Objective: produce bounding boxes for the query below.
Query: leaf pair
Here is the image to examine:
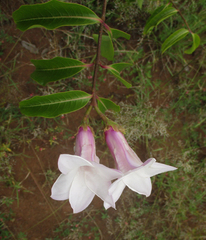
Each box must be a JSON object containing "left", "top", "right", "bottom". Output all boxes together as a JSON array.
[
  {"left": 20, "top": 91, "right": 120, "bottom": 118},
  {"left": 144, "top": 4, "right": 200, "bottom": 54},
  {"left": 31, "top": 58, "right": 132, "bottom": 88},
  {"left": 92, "top": 30, "right": 132, "bottom": 89},
  {"left": 161, "top": 29, "right": 200, "bottom": 54}
]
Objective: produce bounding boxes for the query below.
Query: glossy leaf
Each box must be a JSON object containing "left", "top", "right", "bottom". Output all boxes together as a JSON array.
[
  {"left": 111, "top": 28, "right": 131, "bottom": 40},
  {"left": 144, "top": 6, "right": 177, "bottom": 34},
  {"left": 20, "top": 90, "right": 92, "bottom": 118},
  {"left": 93, "top": 34, "right": 114, "bottom": 61},
  {"left": 97, "top": 97, "right": 120, "bottom": 114},
  {"left": 13, "top": 0, "right": 100, "bottom": 31},
  {"left": 161, "top": 28, "right": 189, "bottom": 53},
  {"left": 31, "top": 57, "right": 88, "bottom": 85},
  {"left": 107, "top": 63, "right": 132, "bottom": 88},
  {"left": 184, "top": 33, "right": 200, "bottom": 54}
]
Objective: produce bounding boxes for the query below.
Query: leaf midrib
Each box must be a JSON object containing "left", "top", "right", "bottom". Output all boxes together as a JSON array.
[
  {"left": 35, "top": 65, "right": 86, "bottom": 71},
  {"left": 17, "top": 16, "right": 100, "bottom": 23},
  {"left": 21, "top": 95, "right": 91, "bottom": 108}
]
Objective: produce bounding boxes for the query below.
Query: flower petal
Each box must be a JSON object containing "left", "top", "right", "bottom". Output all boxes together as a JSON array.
[
  {"left": 94, "top": 154, "right": 100, "bottom": 164},
  {"left": 69, "top": 168, "right": 95, "bottom": 213},
  {"left": 58, "top": 154, "right": 93, "bottom": 174},
  {"left": 92, "top": 162, "right": 122, "bottom": 180},
  {"left": 137, "top": 158, "right": 177, "bottom": 177},
  {"left": 104, "top": 179, "right": 126, "bottom": 209},
  {"left": 123, "top": 172, "right": 152, "bottom": 197},
  {"left": 51, "top": 169, "right": 77, "bottom": 200},
  {"left": 103, "top": 202, "right": 111, "bottom": 210},
  {"left": 146, "top": 160, "right": 177, "bottom": 177},
  {"left": 84, "top": 163, "right": 121, "bottom": 208}
]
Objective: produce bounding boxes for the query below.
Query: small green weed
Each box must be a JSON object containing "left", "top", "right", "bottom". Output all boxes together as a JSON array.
[
  {"left": 17, "top": 232, "right": 27, "bottom": 240},
  {"left": 0, "top": 197, "right": 14, "bottom": 239}
]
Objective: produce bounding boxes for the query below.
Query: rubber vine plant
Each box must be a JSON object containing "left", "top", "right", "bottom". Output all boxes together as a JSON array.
[{"left": 13, "top": 0, "right": 203, "bottom": 213}]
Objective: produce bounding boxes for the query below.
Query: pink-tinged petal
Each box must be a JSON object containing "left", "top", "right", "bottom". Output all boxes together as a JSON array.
[
  {"left": 58, "top": 154, "right": 93, "bottom": 174},
  {"left": 106, "top": 133, "right": 133, "bottom": 172},
  {"left": 75, "top": 126, "right": 97, "bottom": 162},
  {"left": 51, "top": 169, "right": 77, "bottom": 200},
  {"left": 124, "top": 146, "right": 143, "bottom": 167},
  {"left": 81, "top": 144, "right": 99, "bottom": 163},
  {"left": 115, "top": 131, "right": 142, "bottom": 167},
  {"left": 69, "top": 168, "right": 95, "bottom": 213},
  {"left": 105, "top": 127, "right": 142, "bottom": 173},
  {"left": 84, "top": 163, "right": 121, "bottom": 208},
  {"left": 123, "top": 172, "right": 152, "bottom": 197}
]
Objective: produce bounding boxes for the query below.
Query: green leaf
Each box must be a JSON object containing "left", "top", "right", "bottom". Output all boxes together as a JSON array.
[
  {"left": 137, "top": 0, "right": 144, "bottom": 10},
  {"left": 93, "top": 34, "right": 114, "bottom": 61},
  {"left": 147, "top": 5, "right": 167, "bottom": 23},
  {"left": 161, "top": 28, "right": 189, "bottom": 53},
  {"left": 20, "top": 90, "right": 92, "bottom": 118},
  {"left": 107, "top": 63, "right": 132, "bottom": 88},
  {"left": 97, "top": 97, "right": 120, "bottom": 114},
  {"left": 31, "top": 57, "right": 88, "bottom": 85},
  {"left": 144, "top": 6, "right": 178, "bottom": 34},
  {"left": 13, "top": 0, "right": 100, "bottom": 31},
  {"left": 110, "top": 63, "right": 133, "bottom": 72},
  {"left": 111, "top": 28, "right": 131, "bottom": 40},
  {"left": 184, "top": 33, "right": 200, "bottom": 54}
]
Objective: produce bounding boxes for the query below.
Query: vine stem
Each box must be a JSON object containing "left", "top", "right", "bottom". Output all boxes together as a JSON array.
[
  {"left": 170, "top": 0, "right": 192, "bottom": 33},
  {"left": 82, "top": 104, "right": 92, "bottom": 125},
  {"left": 92, "top": 0, "right": 107, "bottom": 106},
  {"left": 83, "top": 0, "right": 109, "bottom": 125}
]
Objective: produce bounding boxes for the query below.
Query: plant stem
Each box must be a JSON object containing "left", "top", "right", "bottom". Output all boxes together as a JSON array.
[
  {"left": 94, "top": 104, "right": 119, "bottom": 129},
  {"left": 83, "top": 104, "right": 92, "bottom": 125},
  {"left": 94, "top": 105, "right": 109, "bottom": 124},
  {"left": 82, "top": 0, "right": 108, "bottom": 125},
  {"left": 92, "top": 0, "right": 107, "bottom": 106},
  {"left": 170, "top": 0, "right": 192, "bottom": 33}
]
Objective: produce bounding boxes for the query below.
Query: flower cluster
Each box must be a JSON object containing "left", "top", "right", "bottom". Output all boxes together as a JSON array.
[{"left": 51, "top": 125, "right": 177, "bottom": 213}]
